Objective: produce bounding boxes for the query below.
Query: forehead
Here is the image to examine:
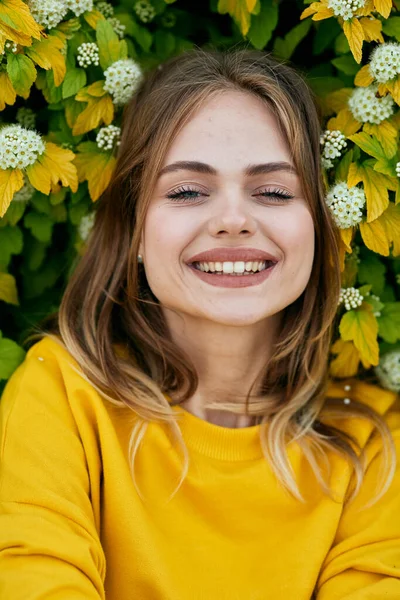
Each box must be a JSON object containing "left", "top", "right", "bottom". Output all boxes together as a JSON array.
[{"left": 162, "top": 90, "right": 291, "bottom": 169}]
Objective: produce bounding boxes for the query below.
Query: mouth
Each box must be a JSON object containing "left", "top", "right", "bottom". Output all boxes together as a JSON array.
[
  {"left": 189, "top": 259, "right": 276, "bottom": 275},
  {"left": 187, "top": 260, "right": 278, "bottom": 288}
]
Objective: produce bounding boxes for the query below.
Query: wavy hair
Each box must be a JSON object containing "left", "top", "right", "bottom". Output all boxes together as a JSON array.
[{"left": 27, "top": 47, "right": 396, "bottom": 509}]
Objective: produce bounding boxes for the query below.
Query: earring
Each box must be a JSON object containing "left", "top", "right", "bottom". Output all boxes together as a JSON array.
[{"left": 137, "top": 254, "right": 143, "bottom": 263}]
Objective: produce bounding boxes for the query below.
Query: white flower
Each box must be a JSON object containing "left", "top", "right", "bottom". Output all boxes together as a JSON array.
[
  {"left": 65, "top": 0, "right": 93, "bottom": 16},
  {"left": 78, "top": 212, "right": 95, "bottom": 241},
  {"left": 96, "top": 124, "right": 121, "bottom": 150},
  {"left": 325, "top": 181, "right": 365, "bottom": 229},
  {"left": 396, "top": 162, "right": 400, "bottom": 177},
  {"left": 104, "top": 59, "right": 143, "bottom": 105},
  {"left": 13, "top": 178, "right": 35, "bottom": 202},
  {"left": 338, "top": 287, "right": 364, "bottom": 311},
  {"left": 369, "top": 42, "right": 400, "bottom": 84},
  {"left": 28, "top": 0, "right": 68, "bottom": 29},
  {"left": 320, "top": 130, "right": 347, "bottom": 169},
  {"left": 327, "top": 0, "right": 365, "bottom": 20},
  {"left": 0, "top": 125, "right": 45, "bottom": 170},
  {"left": 375, "top": 351, "right": 400, "bottom": 392},
  {"left": 107, "top": 17, "right": 125, "bottom": 39},
  {"left": 4, "top": 40, "right": 18, "bottom": 53},
  {"left": 77, "top": 42, "right": 100, "bottom": 68},
  {"left": 96, "top": 0, "right": 113, "bottom": 17},
  {"left": 16, "top": 107, "right": 36, "bottom": 130},
  {"left": 133, "top": 0, "right": 156, "bottom": 23},
  {"left": 348, "top": 84, "right": 395, "bottom": 124}
]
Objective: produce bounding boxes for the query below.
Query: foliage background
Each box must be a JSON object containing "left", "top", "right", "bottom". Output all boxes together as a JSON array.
[{"left": 1, "top": 0, "right": 400, "bottom": 399}]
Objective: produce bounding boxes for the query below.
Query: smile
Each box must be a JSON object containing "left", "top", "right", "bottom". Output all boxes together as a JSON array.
[{"left": 187, "top": 261, "right": 277, "bottom": 288}]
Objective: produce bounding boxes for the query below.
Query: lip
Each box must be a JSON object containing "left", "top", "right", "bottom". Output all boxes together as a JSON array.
[
  {"left": 188, "top": 262, "right": 277, "bottom": 288},
  {"left": 186, "top": 247, "right": 279, "bottom": 264}
]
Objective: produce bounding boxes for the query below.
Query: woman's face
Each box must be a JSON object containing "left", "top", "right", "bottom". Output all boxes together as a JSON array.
[{"left": 139, "top": 90, "right": 315, "bottom": 327}]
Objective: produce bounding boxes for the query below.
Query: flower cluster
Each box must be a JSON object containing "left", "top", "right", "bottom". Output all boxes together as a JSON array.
[
  {"left": 96, "top": 124, "right": 121, "bottom": 150},
  {"left": 12, "top": 178, "right": 35, "bottom": 203},
  {"left": 78, "top": 212, "right": 96, "bottom": 241},
  {"left": 65, "top": 0, "right": 93, "bottom": 16},
  {"left": 28, "top": 0, "right": 68, "bottom": 29},
  {"left": 0, "top": 125, "right": 45, "bottom": 170},
  {"left": 375, "top": 351, "right": 400, "bottom": 392},
  {"left": 320, "top": 130, "right": 347, "bottom": 169},
  {"left": 96, "top": 0, "right": 114, "bottom": 16},
  {"left": 348, "top": 85, "right": 395, "bottom": 124},
  {"left": 327, "top": 0, "right": 365, "bottom": 20},
  {"left": 104, "top": 59, "right": 143, "bottom": 105},
  {"left": 325, "top": 181, "right": 366, "bottom": 229},
  {"left": 4, "top": 41, "right": 18, "bottom": 53},
  {"left": 77, "top": 42, "right": 100, "bottom": 68},
  {"left": 396, "top": 162, "right": 400, "bottom": 177},
  {"left": 134, "top": 0, "right": 156, "bottom": 23},
  {"left": 16, "top": 107, "right": 36, "bottom": 130},
  {"left": 338, "top": 287, "right": 364, "bottom": 311},
  {"left": 108, "top": 17, "right": 126, "bottom": 39},
  {"left": 369, "top": 43, "right": 400, "bottom": 84}
]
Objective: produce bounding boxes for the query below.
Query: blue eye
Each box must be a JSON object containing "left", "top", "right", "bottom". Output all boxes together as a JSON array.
[{"left": 166, "top": 186, "right": 205, "bottom": 202}]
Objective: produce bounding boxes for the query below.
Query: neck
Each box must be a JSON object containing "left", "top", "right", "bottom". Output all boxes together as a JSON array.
[{"left": 164, "top": 312, "right": 282, "bottom": 428}]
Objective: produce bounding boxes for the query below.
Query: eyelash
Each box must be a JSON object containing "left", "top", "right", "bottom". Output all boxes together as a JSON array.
[{"left": 166, "top": 186, "right": 294, "bottom": 203}]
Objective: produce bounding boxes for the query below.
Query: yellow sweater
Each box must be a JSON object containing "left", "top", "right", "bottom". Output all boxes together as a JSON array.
[{"left": 1, "top": 336, "right": 400, "bottom": 599}]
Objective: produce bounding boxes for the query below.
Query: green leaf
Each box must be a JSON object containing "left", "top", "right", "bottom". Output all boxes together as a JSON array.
[
  {"left": 273, "top": 19, "right": 312, "bottom": 60},
  {"left": 377, "top": 303, "right": 400, "bottom": 343},
  {"left": 154, "top": 30, "right": 176, "bottom": 57},
  {"left": 23, "top": 235, "right": 47, "bottom": 271},
  {"left": 357, "top": 253, "right": 386, "bottom": 295},
  {"left": 7, "top": 53, "right": 37, "bottom": 97},
  {"left": 62, "top": 67, "right": 87, "bottom": 99},
  {"left": 348, "top": 132, "right": 386, "bottom": 160},
  {"left": 0, "top": 333, "right": 25, "bottom": 380},
  {"left": 2, "top": 200, "right": 26, "bottom": 226},
  {"left": 313, "top": 19, "right": 341, "bottom": 55},
  {"left": 247, "top": 0, "right": 278, "bottom": 50},
  {"left": 382, "top": 16, "right": 400, "bottom": 41},
  {"left": 339, "top": 307, "right": 379, "bottom": 365},
  {"left": 96, "top": 19, "right": 127, "bottom": 70},
  {"left": 0, "top": 225, "right": 23, "bottom": 268},
  {"left": 331, "top": 53, "right": 359, "bottom": 75},
  {"left": 24, "top": 212, "right": 54, "bottom": 242}
]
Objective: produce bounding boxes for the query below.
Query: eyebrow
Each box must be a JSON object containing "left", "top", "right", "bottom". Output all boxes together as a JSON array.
[{"left": 158, "top": 160, "right": 297, "bottom": 178}]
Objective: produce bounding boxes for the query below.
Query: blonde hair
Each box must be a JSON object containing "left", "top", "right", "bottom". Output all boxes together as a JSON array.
[{"left": 27, "top": 47, "right": 396, "bottom": 508}]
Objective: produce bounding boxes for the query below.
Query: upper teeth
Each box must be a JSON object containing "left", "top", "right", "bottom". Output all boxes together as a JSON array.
[{"left": 194, "top": 261, "right": 269, "bottom": 273}]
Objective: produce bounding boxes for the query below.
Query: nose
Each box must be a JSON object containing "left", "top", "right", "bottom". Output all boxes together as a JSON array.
[{"left": 208, "top": 193, "right": 257, "bottom": 237}]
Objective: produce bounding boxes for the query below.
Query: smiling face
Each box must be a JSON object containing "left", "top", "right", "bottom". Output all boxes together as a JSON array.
[{"left": 138, "top": 90, "right": 315, "bottom": 328}]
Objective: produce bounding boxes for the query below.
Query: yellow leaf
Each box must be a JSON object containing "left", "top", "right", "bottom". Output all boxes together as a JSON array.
[
  {"left": 376, "top": 202, "right": 400, "bottom": 256},
  {"left": 0, "top": 168, "right": 23, "bottom": 217},
  {"left": 0, "top": 70, "right": 16, "bottom": 110},
  {"left": 359, "top": 218, "right": 389, "bottom": 255},
  {"left": 25, "top": 34, "right": 66, "bottom": 87},
  {"left": 0, "top": 0, "right": 42, "bottom": 41},
  {"left": 87, "top": 80, "right": 107, "bottom": 97},
  {"left": 325, "top": 88, "right": 353, "bottom": 113},
  {"left": 385, "top": 77, "right": 400, "bottom": 106},
  {"left": 0, "top": 272, "right": 18, "bottom": 305},
  {"left": 300, "top": 3, "right": 321, "bottom": 19},
  {"left": 350, "top": 163, "right": 392, "bottom": 222},
  {"left": 327, "top": 107, "right": 361, "bottom": 136},
  {"left": 74, "top": 145, "right": 116, "bottom": 201},
  {"left": 26, "top": 142, "right": 78, "bottom": 195},
  {"left": 340, "top": 227, "right": 354, "bottom": 252},
  {"left": 347, "top": 162, "right": 363, "bottom": 187},
  {"left": 354, "top": 64, "right": 374, "bottom": 87},
  {"left": 339, "top": 304, "right": 379, "bottom": 366},
  {"left": 72, "top": 94, "right": 114, "bottom": 135},
  {"left": 329, "top": 338, "right": 360, "bottom": 378},
  {"left": 217, "top": 0, "right": 258, "bottom": 35},
  {"left": 83, "top": 9, "right": 105, "bottom": 29},
  {"left": 343, "top": 18, "right": 364, "bottom": 64},
  {"left": 312, "top": 5, "right": 335, "bottom": 20},
  {"left": 359, "top": 16, "right": 384, "bottom": 42},
  {"left": 356, "top": 0, "right": 374, "bottom": 15},
  {"left": 373, "top": 0, "right": 392, "bottom": 18},
  {"left": 0, "top": 22, "right": 31, "bottom": 46},
  {"left": 363, "top": 121, "right": 398, "bottom": 159}
]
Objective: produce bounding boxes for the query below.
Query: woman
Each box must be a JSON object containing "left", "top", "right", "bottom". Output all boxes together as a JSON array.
[{"left": 0, "top": 48, "right": 399, "bottom": 599}]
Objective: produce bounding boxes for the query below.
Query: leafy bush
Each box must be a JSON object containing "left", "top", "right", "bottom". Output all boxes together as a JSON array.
[{"left": 1, "top": 0, "right": 400, "bottom": 398}]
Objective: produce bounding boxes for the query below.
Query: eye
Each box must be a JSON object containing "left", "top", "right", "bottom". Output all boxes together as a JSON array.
[
  {"left": 254, "top": 188, "right": 294, "bottom": 202},
  {"left": 166, "top": 186, "right": 207, "bottom": 202}
]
